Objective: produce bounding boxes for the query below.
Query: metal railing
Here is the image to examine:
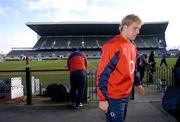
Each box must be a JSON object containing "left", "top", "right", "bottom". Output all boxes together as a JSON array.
[
  {"left": 0, "top": 66, "right": 175, "bottom": 104},
  {"left": 144, "top": 67, "right": 174, "bottom": 92}
]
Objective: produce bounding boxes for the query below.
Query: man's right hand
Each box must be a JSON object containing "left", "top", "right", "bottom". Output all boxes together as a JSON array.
[{"left": 99, "top": 101, "right": 109, "bottom": 112}]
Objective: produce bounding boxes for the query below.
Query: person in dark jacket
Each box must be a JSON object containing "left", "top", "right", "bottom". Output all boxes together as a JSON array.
[
  {"left": 160, "top": 51, "right": 168, "bottom": 67},
  {"left": 137, "top": 53, "right": 148, "bottom": 84},
  {"left": 67, "top": 48, "right": 88, "bottom": 108},
  {"left": 174, "top": 55, "right": 180, "bottom": 87},
  {"left": 175, "top": 55, "right": 180, "bottom": 68},
  {"left": 148, "top": 51, "right": 156, "bottom": 83}
]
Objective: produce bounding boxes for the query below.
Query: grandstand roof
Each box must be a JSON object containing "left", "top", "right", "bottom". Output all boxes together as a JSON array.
[{"left": 26, "top": 21, "right": 168, "bottom": 36}]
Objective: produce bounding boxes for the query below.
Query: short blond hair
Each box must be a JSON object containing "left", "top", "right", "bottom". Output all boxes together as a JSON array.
[{"left": 119, "top": 14, "right": 142, "bottom": 32}]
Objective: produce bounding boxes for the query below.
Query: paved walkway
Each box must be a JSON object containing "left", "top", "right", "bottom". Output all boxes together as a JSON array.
[
  {"left": 0, "top": 101, "right": 176, "bottom": 122},
  {"left": 0, "top": 86, "right": 177, "bottom": 122}
]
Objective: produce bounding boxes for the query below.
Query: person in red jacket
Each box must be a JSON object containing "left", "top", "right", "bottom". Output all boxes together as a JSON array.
[
  {"left": 96, "top": 14, "right": 145, "bottom": 122},
  {"left": 67, "top": 48, "right": 87, "bottom": 109}
]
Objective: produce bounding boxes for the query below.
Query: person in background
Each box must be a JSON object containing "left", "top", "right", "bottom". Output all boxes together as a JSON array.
[
  {"left": 174, "top": 55, "right": 180, "bottom": 87},
  {"left": 175, "top": 55, "right": 180, "bottom": 68},
  {"left": 67, "top": 48, "right": 88, "bottom": 109},
  {"left": 137, "top": 53, "right": 149, "bottom": 85},
  {"left": 160, "top": 51, "right": 168, "bottom": 67},
  {"left": 22, "top": 55, "right": 29, "bottom": 65},
  {"left": 148, "top": 51, "right": 156, "bottom": 83},
  {"left": 96, "top": 14, "right": 145, "bottom": 122},
  {"left": 25, "top": 55, "right": 29, "bottom": 65}
]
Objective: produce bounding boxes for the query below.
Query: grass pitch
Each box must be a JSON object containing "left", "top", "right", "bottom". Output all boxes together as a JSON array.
[{"left": 0, "top": 58, "right": 177, "bottom": 87}]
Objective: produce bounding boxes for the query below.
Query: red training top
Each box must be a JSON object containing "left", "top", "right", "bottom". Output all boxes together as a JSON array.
[
  {"left": 96, "top": 35, "right": 137, "bottom": 101},
  {"left": 67, "top": 51, "right": 87, "bottom": 73}
]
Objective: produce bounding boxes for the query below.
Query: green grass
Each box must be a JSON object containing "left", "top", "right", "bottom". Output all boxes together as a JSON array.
[
  {"left": 0, "top": 58, "right": 177, "bottom": 87},
  {"left": 155, "top": 57, "right": 176, "bottom": 67},
  {"left": 0, "top": 60, "right": 67, "bottom": 70},
  {"left": 0, "top": 58, "right": 176, "bottom": 70},
  {"left": 0, "top": 59, "right": 99, "bottom": 87},
  {"left": 0, "top": 59, "right": 99, "bottom": 70}
]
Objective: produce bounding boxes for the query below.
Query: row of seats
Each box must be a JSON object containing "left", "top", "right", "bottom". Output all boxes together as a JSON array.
[
  {"left": 6, "top": 48, "right": 164, "bottom": 60},
  {"left": 33, "top": 35, "right": 166, "bottom": 49},
  {"left": 5, "top": 50, "right": 101, "bottom": 60},
  {"left": 33, "top": 36, "right": 113, "bottom": 49},
  {"left": 6, "top": 35, "right": 166, "bottom": 60}
]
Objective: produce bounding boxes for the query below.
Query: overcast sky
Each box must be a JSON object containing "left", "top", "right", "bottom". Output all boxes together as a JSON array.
[{"left": 0, "top": 0, "right": 180, "bottom": 54}]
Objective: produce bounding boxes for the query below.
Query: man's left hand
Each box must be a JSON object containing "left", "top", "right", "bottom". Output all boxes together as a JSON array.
[{"left": 136, "top": 85, "right": 145, "bottom": 96}]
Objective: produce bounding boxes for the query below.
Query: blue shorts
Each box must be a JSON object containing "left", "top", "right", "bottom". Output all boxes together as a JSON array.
[{"left": 105, "top": 98, "right": 128, "bottom": 122}]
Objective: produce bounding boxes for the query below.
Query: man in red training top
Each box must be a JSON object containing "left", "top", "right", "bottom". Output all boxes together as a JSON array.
[
  {"left": 96, "top": 14, "right": 145, "bottom": 122},
  {"left": 67, "top": 48, "right": 87, "bottom": 109}
]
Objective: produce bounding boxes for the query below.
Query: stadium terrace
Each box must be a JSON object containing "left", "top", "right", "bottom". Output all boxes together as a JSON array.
[{"left": 5, "top": 21, "right": 168, "bottom": 60}]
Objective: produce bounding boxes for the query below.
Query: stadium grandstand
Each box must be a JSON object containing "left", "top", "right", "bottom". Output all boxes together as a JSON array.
[{"left": 5, "top": 21, "right": 168, "bottom": 60}]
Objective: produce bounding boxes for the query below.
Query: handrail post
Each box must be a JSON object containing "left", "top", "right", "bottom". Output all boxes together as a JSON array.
[
  {"left": 82, "top": 72, "right": 88, "bottom": 103},
  {"left": 26, "top": 67, "right": 32, "bottom": 105}
]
